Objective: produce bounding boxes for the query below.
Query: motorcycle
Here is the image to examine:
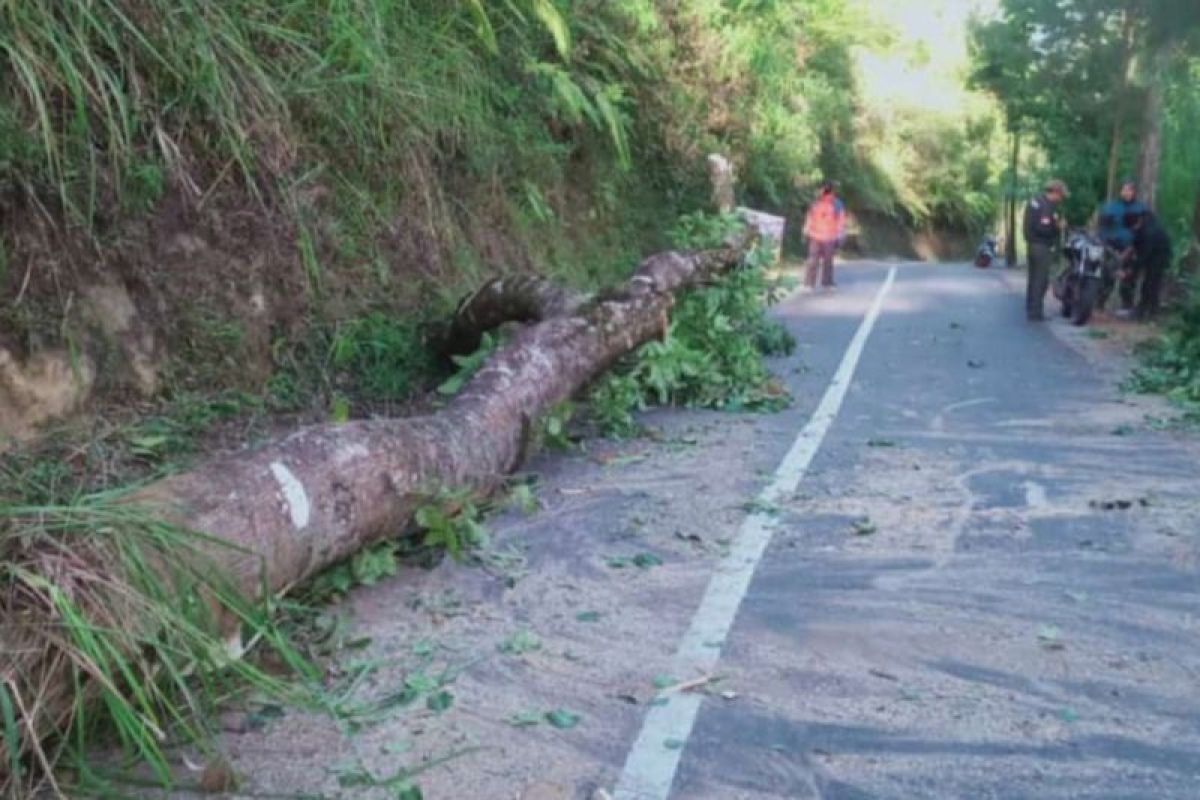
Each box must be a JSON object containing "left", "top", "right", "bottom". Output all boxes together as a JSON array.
[
  {"left": 974, "top": 234, "right": 999, "bottom": 269},
  {"left": 1053, "top": 229, "right": 1110, "bottom": 326}
]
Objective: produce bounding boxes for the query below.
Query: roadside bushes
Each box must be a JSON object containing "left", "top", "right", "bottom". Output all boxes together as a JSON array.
[
  {"left": 1127, "top": 283, "right": 1200, "bottom": 419},
  {"left": 590, "top": 215, "right": 795, "bottom": 437}
]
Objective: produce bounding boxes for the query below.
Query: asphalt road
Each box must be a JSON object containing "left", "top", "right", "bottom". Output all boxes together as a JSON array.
[
  {"left": 207, "top": 262, "right": 1200, "bottom": 800},
  {"left": 664, "top": 262, "right": 1200, "bottom": 800}
]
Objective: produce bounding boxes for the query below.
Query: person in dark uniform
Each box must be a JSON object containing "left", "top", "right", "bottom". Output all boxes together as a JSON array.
[
  {"left": 1023, "top": 179, "right": 1068, "bottom": 320},
  {"left": 1127, "top": 210, "right": 1173, "bottom": 321}
]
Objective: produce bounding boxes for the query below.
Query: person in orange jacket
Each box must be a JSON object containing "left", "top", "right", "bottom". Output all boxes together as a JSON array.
[{"left": 803, "top": 180, "right": 847, "bottom": 290}]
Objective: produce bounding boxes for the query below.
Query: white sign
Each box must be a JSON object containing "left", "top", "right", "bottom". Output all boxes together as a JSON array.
[{"left": 738, "top": 207, "right": 787, "bottom": 263}]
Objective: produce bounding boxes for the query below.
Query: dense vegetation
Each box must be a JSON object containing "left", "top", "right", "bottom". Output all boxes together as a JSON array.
[
  {"left": 1, "top": 0, "right": 1198, "bottom": 793},
  {"left": 0, "top": 2, "right": 1003, "bottom": 417},
  {"left": 970, "top": 0, "right": 1200, "bottom": 248},
  {"left": 970, "top": 0, "right": 1200, "bottom": 411}
]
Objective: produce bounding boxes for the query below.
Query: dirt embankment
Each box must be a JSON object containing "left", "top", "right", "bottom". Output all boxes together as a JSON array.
[
  {"left": 0, "top": 161, "right": 615, "bottom": 446},
  {"left": 1, "top": 187, "right": 299, "bottom": 442}
]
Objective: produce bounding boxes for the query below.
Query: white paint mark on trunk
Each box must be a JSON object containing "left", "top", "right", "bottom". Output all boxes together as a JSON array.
[
  {"left": 270, "top": 461, "right": 310, "bottom": 530},
  {"left": 613, "top": 268, "right": 898, "bottom": 800}
]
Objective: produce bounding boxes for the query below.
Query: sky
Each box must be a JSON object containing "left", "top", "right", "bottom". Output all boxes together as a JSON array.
[{"left": 856, "top": 0, "right": 1001, "bottom": 114}]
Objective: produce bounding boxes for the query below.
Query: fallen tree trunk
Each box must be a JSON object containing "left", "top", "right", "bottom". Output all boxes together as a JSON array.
[
  {"left": 1, "top": 237, "right": 753, "bottom": 790},
  {"left": 138, "top": 245, "right": 747, "bottom": 601},
  {"left": 443, "top": 274, "right": 589, "bottom": 355}
]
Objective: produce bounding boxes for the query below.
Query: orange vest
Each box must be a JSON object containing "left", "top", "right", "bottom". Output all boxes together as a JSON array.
[{"left": 804, "top": 195, "right": 846, "bottom": 243}]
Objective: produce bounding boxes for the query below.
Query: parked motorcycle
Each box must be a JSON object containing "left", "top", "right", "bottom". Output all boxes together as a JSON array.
[
  {"left": 974, "top": 234, "right": 999, "bottom": 268},
  {"left": 1053, "top": 229, "right": 1110, "bottom": 326}
]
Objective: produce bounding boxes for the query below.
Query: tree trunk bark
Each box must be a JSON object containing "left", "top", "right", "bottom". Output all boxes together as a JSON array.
[
  {"left": 1006, "top": 130, "right": 1020, "bottom": 267},
  {"left": 1, "top": 239, "right": 754, "bottom": 787},
  {"left": 1106, "top": 115, "right": 1125, "bottom": 201},
  {"left": 443, "top": 275, "right": 588, "bottom": 356},
  {"left": 1106, "top": 6, "right": 1137, "bottom": 199},
  {"left": 145, "top": 245, "right": 748, "bottom": 600},
  {"left": 1137, "top": 41, "right": 1173, "bottom": 210}
]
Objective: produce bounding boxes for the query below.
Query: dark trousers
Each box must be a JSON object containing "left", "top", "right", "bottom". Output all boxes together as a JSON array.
[
  {"left": 805, "top": 240, "right": 837, "bottom": 287},
  {"left": 1137, "top": 256, "right": 1168, "bottom": 320},
  {"left": 1026, "top": 242, "right": 1054, "bottom": 318},
  {"left": 1118, "top": 266, "right": 1138, "bottom": 310}
]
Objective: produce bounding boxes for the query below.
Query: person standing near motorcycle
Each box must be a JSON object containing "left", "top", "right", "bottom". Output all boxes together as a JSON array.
[
  {"left": 1023, "top": 179, "right": 1069, "bottom": 320},
  {"left": 803, "top": 180, "right": 847, "bottom": 291},
  {"left": 1127, "top": 209, "right": 1173, "bottom": 321},
  {"left": 1098, "top": 180, "right": 1147, "bottom": 314}
]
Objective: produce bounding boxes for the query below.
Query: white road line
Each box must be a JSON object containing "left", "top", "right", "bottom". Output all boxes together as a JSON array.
[{"left": 612, "top": 267, "right": 898, "bottom": 800}]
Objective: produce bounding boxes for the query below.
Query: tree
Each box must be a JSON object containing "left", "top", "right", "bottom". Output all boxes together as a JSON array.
[
  {"left": 972, "top": 0, "right": 1200, "bottom": 217},
  {"left": 1, "top": 234, "right": 755, "bottom": 792},
  {"left": 1135, "top": 0, "right": 1200, "bottom": 208}
]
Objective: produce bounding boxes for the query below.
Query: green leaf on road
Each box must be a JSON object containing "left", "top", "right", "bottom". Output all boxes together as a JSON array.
[
  {"left": 851, "top": 518, "right": 877, "bottom": 536},
  {"left": 545, "top": 709, "right": 582, "bottom": 729},
  {"left": 498, "top": 628, "right": 542, "bottom": 656},
  {"left": 652, "top": 675, "right": 676, "bottom": 690},
  {"left": 510, "top": 710, "right": 542, "bottom": 728},
  {"left": 575, "top": 611, "right": 602, "bottom": 623},
  {"left": 632, "top": 552, "right": 663, "bottom": 569},
  {"left": 426, "top": 690, "right": 454, "bottom": 713}
]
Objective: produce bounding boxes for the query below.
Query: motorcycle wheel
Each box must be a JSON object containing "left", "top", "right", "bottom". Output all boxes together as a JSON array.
[
  {"left": 1058, "top": 276, "right": 1074, "bottom": 317},
  {"left": 1072, "top": 276, "right": 1100, "bottom": 326}
]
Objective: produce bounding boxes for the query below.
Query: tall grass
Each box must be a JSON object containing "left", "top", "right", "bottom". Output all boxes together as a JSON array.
[
  {"left": 0, "top": 1, "right": 631, "bottom": 220},
  {"left": 0, "top": 492, "right": 316, "bottom": 796}
]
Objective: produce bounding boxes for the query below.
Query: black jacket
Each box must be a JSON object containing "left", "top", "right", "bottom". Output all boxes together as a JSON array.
[
  {"left": 1023, "top": 194, "right": 1060, "bottom": 246},
  {"left": 1133, "top": 213, "right": 1172, "bottom": 265}
]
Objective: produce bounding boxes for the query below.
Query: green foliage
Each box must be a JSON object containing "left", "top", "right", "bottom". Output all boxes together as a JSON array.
[
  {"left": 1160, "top": 57, "right": 1200, "bottom": 250},
  {"left": 670, "top": 212, "right": 745, "bottom": 250},
  {"left": 971, "top": 1, "right": 1200, "bottom": 225},
  {"left": 0, "top": 496, "right": 315, "bottom": 794},
  {"left": 590, "top": 223, "right": 794, "bottom": 437},
  {"left": 330, "top": 313, "right": 432, "bottom": 402},
  {"left": 414, "top": 492, "right": 489, "bottom": 562},
  {"left": 1125, "top": 283, "right": 1200, "bottom": 418},
  {"left": 591, "top": 373, "right": 645, "bottom": 439},
  {"left": 538, "top": 402, "right": 578, "bottom": 452},
  {"left": 972, "top": 1, "right": 1200, "bottom": 383},
  {"left": 308, "top": 541, "right": 402, "bottom": 600},
  {"left": 437, "top": 333, "right": 499, "bottom": 397}
]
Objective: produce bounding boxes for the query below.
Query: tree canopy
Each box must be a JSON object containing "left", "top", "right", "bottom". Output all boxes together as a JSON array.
[{"left": 970, "top": 0, "right": 1200, "bottom": 237}]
